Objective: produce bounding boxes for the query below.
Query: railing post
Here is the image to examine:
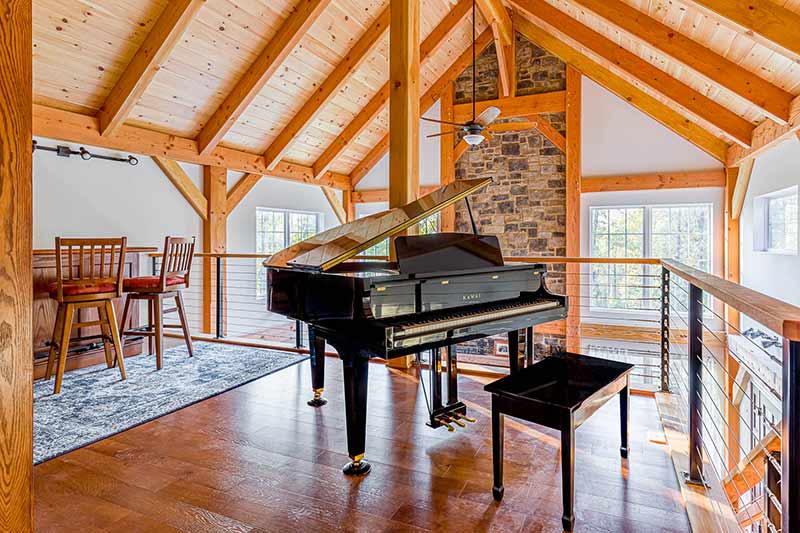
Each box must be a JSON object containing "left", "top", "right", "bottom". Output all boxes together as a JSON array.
[
  {"left": 686, "top": 282, "right": 704, "bottom": 486},
  {"left": 296, "top": 320, "right": 303, "bottom": 349},
  {"left": 215, "top": 256, "right": 223, "bottom": 339},
  {"left": 783, "top": 338, "right": 800, "bottom": 533},
  {"left": 660, "top": 267, "right": 670, "bottom": 392}
]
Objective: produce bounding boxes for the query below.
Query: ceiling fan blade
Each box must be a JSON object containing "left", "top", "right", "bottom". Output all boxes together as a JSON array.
[
  {"left": 474, "top": 106, "right": 501, "bottom": 127},
  {"left": 421, "top": 116, "right": 467, "bottom": 127},
  {"left": 426, "top": 130, "right": 457, "bottom": 139}
]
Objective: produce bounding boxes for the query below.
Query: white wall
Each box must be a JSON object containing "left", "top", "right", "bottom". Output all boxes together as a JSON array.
[
  {"left": 581, "top": 78, "right": 723, "bottom": 177},
  {"left": 355, "top": 100, "right": 442, "bottom": 190},
  {"left": 740, "top": 137, "right": 800, "bottom": 308}
]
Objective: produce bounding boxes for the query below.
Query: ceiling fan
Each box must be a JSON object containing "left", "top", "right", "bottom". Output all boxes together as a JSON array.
[{"left": 421, "top": 0, "right": 500, "bottom": 147}]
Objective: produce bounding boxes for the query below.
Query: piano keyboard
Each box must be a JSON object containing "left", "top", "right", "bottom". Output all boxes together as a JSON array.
[{"left": 389, "top": 298, "right": 560, "bottom": 341}]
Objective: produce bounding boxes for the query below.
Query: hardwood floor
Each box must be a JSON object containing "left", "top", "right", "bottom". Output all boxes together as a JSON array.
[{"left": 34, "top": 359, "right": 690, "bottom": 532}]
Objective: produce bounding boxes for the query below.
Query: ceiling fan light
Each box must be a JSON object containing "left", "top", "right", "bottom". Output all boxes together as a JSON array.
[{"left": 463, "top": 133, "right": 484, "bottom": 146}]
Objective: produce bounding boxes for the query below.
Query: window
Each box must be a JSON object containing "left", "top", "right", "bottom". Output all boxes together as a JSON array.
[
  {"left": 589, "top": 204, "right": 712, "bottom": 312},
  {"left": 754, "top": 186, "right": 799, "bottom": 254},
  {"left": 256, "top": 208, "right": 320, "bottom": 296}
]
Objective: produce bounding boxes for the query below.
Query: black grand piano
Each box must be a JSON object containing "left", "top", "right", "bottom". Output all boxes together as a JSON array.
[{"left": 265, "top": 178, "right": 567, "bottom": 475}]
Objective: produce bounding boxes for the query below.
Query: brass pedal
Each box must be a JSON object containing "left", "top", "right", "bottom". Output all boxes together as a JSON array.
[
  {"left": 454, "top": 412, "right": 476, "bottom": 424},
  {"left": 435, "top": 416, "right": 456, "bottom": 432},
  {"left": 447, "top": 415, "right": 466, "bottom": 428}
]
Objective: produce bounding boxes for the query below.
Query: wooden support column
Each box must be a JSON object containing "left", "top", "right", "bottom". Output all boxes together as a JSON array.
[
  {"left": 440, "top": 82, "right": 456, "bottom": 232},
  {"left": 388, "top": 0, "right": 420, "bottom": 369},
  {"left": 342, "top": 190, "right": 355, "bottom": 223},
  {"left": 565, "top": 66, "right": 581, "bottom": 353},
  {"left": 202, "top": 166, "right": 227, "bottom": 335},
  {"left": 0, "top": 1, "right": 33, "bottom": 529},
  {"left": 724, "top": 166, "right": 741, "bottom": 470}
]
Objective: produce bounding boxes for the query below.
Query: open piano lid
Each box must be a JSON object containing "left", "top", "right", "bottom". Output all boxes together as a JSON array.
[{"left": 265, "top": 177, "right": 492, "bottom": 272}]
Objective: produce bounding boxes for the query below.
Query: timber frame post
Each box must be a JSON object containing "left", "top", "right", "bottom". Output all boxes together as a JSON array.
[
  {"left": 203, "top": 166, "right": 228, "bottom": 336},
  {"left": 440, "top": 81, "right": 456, "bottom": 232},
  {"left": 0, "top": 0, "right": 33, "bottom": 529},
  {"left": 565, "top": 66, "right": 581, "bottom": 352}
]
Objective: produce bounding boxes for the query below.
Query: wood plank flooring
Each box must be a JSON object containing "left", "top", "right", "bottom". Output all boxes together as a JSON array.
[{"left": 34, "top": 359, "right": 691, "bottom": 532}]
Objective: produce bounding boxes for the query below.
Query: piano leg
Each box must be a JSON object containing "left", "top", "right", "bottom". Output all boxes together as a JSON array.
[
  {"left": 430, "top": 349, "right": 442, "bottom": 412},
  {"left": 445, "top": 345, "right": 458, "bottom": 405},
  {"left": 508, "top": 330, "right": 520, "bottom": 374},
  {"left": 525, "top": 326, "right": 534, "bottom": 366},
  {"left": 307, "top": 327, "right": 327, "bottom": 407},
  {"left": 341, "top": 355, "right": 371, "bottom": 476}
]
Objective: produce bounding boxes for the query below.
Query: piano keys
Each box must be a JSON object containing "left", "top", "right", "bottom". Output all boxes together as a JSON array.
[{"left": 265, "top": 178, "right": 567, "bottom": 475}]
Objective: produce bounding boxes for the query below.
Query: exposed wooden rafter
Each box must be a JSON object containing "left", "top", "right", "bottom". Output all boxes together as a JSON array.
[
  {"left": 226, "top": 173, "right": 263, "bottom": 213},
  {"left": 313, "top": 0, "right": 473, "bottom": 181},
  {"left": 351, "top": 27, "right": 495, "bottom": 187},
  {"left": 731, "top": 158, "right": 755, "bottom": 220},
  {"left": 581, "top": 170, "right": 726, "bottom": 193},
  {"left": 565, "top": 0, "right": 794, "bottom": 124},
  {"left": 34, "top": 105, "right": 352, "bottom": 190},
  {"left": 453, "top": 91, "right": 565, "bottom": 122},
  {"left": 476, "top": 0, "right": 515, "bottom": 97},
  {"left": 98, "top": 0, "right": 205, "bottom": 137},
  {"left": 513, "top": 0, "right": 754, "bottom": 147},
  {"left": 352, "top": 185, "right": 438, "bottom": 203},
  {"left": 195, "top": 0, "right": 332, "bottom": 156},
  {"left": 321, "top": 186, "right": 347, "bottom": 224},
  {"left": 152, "top": 156, "right": 208, "bottom": 220},
  {"left": 262, "top": 7, "right": 390, "bottom": 171},
  {"left": 727, "top": 97, "right": 800, "bottom": 167},
  {"left": 686, "top": 0, "right": 800, "bottom": 61},
  {"left": 514, "top": 13, "right": 728, "bottom": 162}
]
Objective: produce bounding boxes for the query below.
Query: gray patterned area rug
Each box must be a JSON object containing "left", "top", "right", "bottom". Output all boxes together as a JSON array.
[{"left": 33, "top": 342, "right": 305, "bottom": 464}]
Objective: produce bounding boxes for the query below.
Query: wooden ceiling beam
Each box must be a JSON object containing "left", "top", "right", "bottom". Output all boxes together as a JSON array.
[
  {"left": 195, "top": 0, "right": 332, "bottom": 156},
  {"left": 352, "top": 185, "right": 438, "bottom": 203},
  {"left": 566, "top": 0, "right": 794, "bottom": 124},
  {"left": 685, "top": 0, "right": 800, "bottom": 61},
  {"left": 476, "top": 0, "right": 515, "bottom": 97},
  {"left": 726, "top": 97, "right": 800, "bottom": 167},
  {"left": 321, "top": 186, "right": 346, "bottom": 224},
  {"left": 262, "top": 7, "right": 390, "bottom": 171},
  {"left": 513, "top": 0, "right": 754, "bottom": 147},
  {"left": 97, "top": 0, "right": 204, "bottom": 137},
  {"left": 152, "top": 157, "right": 208, "bottom": 219},
  {"left": 312, "top": 0, "right": 473, "bottom": 181},
  {"left": 351, "top": 27, "right": 496, "bottom": 187},
  {"left": 731, "top": 158, "right": 755, "bottom": 220},
  {"left": 34, "top": 104, "right": 351, "bottom": 190},
  {"left": 453, "top": 91, "right": 565, "bottom": 122},
  {"left": 514, "top": 13, "right": 728, "bottom": 162},
  {"left": 226, "top": 173, "right": 263, "bottom": 213},
  {"left": 581, "top": 170, "right": 726, "bottom": 193}
]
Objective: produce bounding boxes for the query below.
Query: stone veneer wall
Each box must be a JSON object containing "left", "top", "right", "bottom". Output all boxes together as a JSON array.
[{"left": 454, "top": 34, "right": 568, "bottom": 358}]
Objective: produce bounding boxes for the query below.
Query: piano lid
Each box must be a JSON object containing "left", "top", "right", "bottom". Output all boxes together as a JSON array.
[{"left": 265, "top": 177, "right": 492, "bottom": 272}]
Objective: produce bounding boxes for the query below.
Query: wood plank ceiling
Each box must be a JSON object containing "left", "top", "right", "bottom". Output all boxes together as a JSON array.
[{"left": 32, "top": 0, "right": 800, "bottom": 191}]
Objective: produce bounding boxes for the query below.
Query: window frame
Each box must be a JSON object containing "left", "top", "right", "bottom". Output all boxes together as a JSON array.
[{"left": 754, "top": 186, "right": 799, "bottom": 256}]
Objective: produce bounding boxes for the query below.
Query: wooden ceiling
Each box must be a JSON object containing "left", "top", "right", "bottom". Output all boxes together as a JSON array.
[{"left": 32, "top": 0, "right": 800, "bottom": 190}]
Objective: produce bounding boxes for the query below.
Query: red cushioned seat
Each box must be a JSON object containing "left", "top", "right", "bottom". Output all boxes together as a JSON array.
[
  {"left": 123, "top": 275, "right": 186, "bottom": 292},
  {"left": 47, "top": 281, "right": 117, "bottom": 298}
]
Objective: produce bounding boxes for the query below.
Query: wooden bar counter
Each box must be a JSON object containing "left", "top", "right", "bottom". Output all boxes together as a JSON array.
[{"left": 32, "top": 247, "right": 156, "bottom": 379}]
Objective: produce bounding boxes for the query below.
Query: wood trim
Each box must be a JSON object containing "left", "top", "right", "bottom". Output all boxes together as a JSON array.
[
  {"left": 495, "top": 30, "right": 516, "bottom": 98},
  {"left": 97, "top": 0, "right": 204, "bottom": 137},
  {"left": 537, "top": 321, "right": 726, "bottom": 347},
  {"left": 0, "top": 0, "right": 32, "bottom": 528},
  {"left": 352, "top": 28, "right": 495, "bottom": 186},
  {"left": 513, "top": 14, "right": 728, "bottom": 163},
  {"left": 476, "top": 0, "right": 515, "bottom": 97},
  {"left": 565, "top": 66, "right": 581, "bottom": 353},
  {"left": 686, "top": 0, "right": 800, "bottom": 61},
  {"left": 513, "top": 0, "right": 754, "bottom": 147},
  {"left": 581, "top": 170, "right": 726, "bottom": 193},
  {"left": 312, "top": 0, "right": 472, "bottom": 181},
  {"left": 226, "top": 173, "right": 262, "bottom": 213},
  {"left": 564, "top": 0, "right": 794, "bottom": 123},
  {"left": 151, "top": 157, "right": 208, "bottom": 220},
  {"left": 342, "top": 190, "right": 355, "bottom": 223},
  {"left": 724, "top": 167, "right": 741, "bottom": 330},
  {"left": 525, "top": 114, "right": 566, "bottom": 152},
  {"left": 263, "top": 6, "right": 390, "bottom": 170},
  {"left": 202, "top": 166, "right": 227, "bottom": 335},
  {"left": 731, "top": 158, "right": 754, "bottom": 220},
  {"left": 440, "top": 82, "right": 456, "bottom": 232},
  {"left": 476, "top": 0, "right": 514, "bottom": 45},
  {"left": 726, "top": 97, "right": 800, "bottom": 167},
  {"left": 195, "top": 0, "right": 332, "bottom": 155},
  {"left": 453, "top": 91, "right": 566, "bottom": 122},
  {"left": 33, "top": 104, "right": 351, "bottom": 190},
  {"left": 321, "top": 186, "right": 346, "bottom": 225},
  {"left": 352, "top": 185, "right": 438, "bottom": 203},
  {"left": 662, "top": 259, "right": 800, "bottom": 340}
]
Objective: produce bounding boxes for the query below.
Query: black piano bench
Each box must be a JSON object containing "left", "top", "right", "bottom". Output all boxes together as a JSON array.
[{"left": 484, "top": 353, "right": 634, "bottom": 532}]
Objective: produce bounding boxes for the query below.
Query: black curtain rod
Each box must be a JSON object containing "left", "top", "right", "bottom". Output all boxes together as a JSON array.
[{"left": 32, "top": 140, "right": 139, "bottom": 166}]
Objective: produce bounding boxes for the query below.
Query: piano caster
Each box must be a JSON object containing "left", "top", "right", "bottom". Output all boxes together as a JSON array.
[
  {"left": 342, "top": 454, "right": 371, "bottom": 476},
  {"left": 492, "top": 485, "right": 504, "bottom": 502},
  {"left": 307, "top": 388, "right": 327, "bottom": 407}
]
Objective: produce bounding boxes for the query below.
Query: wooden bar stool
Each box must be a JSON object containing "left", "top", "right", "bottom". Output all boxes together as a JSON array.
[
  {"left": 120, "top": 236, "right": 195, "bottom": 369},
  {"left": 45, "top": 237, "right": 128, "bottom": 394}
]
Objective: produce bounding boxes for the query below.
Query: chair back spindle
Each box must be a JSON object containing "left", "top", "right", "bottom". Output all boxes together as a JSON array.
[
  {"left": 158, "top": 236, "right": 195, "bottom": 291},
  {"left": 53, "top": 237, "right": 128, "bottom": 301}
]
